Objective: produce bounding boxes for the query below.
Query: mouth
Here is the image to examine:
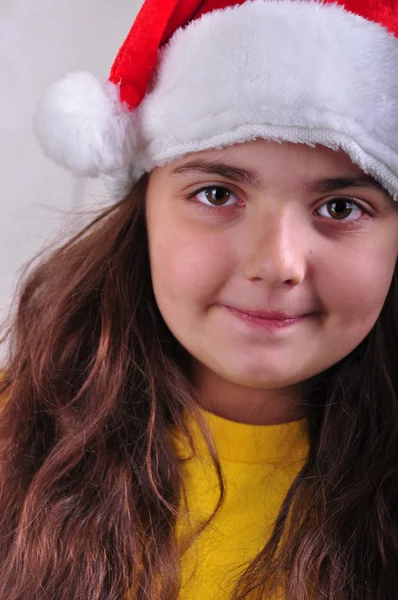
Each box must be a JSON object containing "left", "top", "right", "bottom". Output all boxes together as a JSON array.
[
  {"left": 222, "top": 304, "right": 309, "bottom": 319},
  {"left": 222, "top": 305, "right": 311, "bottom": 331}
]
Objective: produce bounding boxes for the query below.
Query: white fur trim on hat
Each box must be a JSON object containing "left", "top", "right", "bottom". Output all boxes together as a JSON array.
[{"left": 133, "top": 0, "right": 398, "bottom": 198}]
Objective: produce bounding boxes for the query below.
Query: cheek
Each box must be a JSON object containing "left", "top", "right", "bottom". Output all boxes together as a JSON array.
[
  {"left": 148, "top": 220, "right": 234, "bottom": 309},
  {"left": 317, "top": 241, "right": 396, "bottom": 330}
]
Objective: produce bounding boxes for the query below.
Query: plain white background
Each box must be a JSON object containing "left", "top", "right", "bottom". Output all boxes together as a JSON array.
[{"left": 0, "top": 0, "right": 143, "bottom": 331}]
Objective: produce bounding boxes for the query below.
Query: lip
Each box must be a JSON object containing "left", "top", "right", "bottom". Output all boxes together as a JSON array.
[
  {"left": 223, "top": 305, "right": 306, "bottom": 320},
  {"left": 222, "top": 305, "right": 310, "bottom": 331}
]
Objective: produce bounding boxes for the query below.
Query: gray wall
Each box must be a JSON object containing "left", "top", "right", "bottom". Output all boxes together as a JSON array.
[{"left": 1, "top": 0, "right": 143, "bottom": 331}]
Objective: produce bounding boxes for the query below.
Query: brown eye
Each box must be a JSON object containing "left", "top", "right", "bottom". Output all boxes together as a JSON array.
[
  {"left": 203, "top": 186, "right": 233, "bottom": 206},
  {"left": 189, "top": 185, "right": 239, "bottom": 208},
  {"left": 326, "top": 199, "right": 354, "bottom": 220},
  {"left": 317, "top": 198, "right": 366, "bottom": 222}
]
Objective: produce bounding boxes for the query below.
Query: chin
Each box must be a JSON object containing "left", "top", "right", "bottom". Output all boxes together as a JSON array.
[{"left": 218, "top": 365, "right": 294, "bottom": 389}]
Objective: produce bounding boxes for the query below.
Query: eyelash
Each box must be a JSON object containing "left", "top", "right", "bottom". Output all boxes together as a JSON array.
[{"left": 185, "top": 184, "right": 373, "bottom": 223}]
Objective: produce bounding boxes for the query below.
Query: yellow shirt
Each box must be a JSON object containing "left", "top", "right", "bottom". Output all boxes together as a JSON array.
[
  {"left": 0, "top": 373, "right": 309, "bottom": 598},
  {"left": 173, "top": 409, "right": 309, "bottom": 599}
]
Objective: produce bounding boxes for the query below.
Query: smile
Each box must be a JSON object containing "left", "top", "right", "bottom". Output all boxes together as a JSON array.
[{"left": 222, "top": 305, "right": 308, "bottom": 331}]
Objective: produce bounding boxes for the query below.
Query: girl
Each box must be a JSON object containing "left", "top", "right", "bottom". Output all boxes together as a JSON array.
[{"left": 1, "top": 0, "right": 398, "bottom": 598}]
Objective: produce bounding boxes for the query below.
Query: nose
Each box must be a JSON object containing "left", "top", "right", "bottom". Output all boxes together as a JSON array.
[{"left": 242, "top": 205, "right": 308, "bottom": 288}]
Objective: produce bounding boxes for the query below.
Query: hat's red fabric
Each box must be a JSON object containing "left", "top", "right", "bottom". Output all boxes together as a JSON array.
[{"left": 110, "top": 0, "right": 398, "bottom": 111}]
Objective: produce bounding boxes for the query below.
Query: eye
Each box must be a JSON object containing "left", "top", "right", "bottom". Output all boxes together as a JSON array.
[
  {"left": 188, "top": 185, "right": 239, "bottom": 207},
  {"left": 316, "top": 198, "right": 369, "bottom": 221}
]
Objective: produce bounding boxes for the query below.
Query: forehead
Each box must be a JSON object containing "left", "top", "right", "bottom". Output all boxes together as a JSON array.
[
  {"left": 155, "top": 139, "right": 393, "bottom": 203},
  {"left": 175, "top": 139, "right": 363, "bottom": 175}
]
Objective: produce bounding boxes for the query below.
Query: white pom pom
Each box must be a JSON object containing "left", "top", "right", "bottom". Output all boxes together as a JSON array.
[{"left": 33, "top": 71, "right": 136, "bottom": 177}]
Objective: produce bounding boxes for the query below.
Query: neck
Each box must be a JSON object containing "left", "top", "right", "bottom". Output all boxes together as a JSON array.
[{"left": 190, "top": 361, "right": 307, "bottom": 426}]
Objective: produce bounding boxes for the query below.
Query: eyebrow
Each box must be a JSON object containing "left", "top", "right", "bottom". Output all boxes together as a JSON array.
[{"left": 171, "top": 158, "right": 391, "bottom": 199}]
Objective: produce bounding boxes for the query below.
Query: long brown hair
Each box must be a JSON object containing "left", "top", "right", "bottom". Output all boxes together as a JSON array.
[{"left": 0, "top": 173, "right": 397, "bottom": 600}]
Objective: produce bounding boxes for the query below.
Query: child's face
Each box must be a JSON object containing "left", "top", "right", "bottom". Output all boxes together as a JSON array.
[{"left": 146, "top": 140, "right": 398, "bottom": 392}]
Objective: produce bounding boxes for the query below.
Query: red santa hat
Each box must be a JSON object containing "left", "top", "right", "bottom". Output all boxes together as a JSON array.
[{"left": 33, "top": 0, "right": 398, "bottom": 201}]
